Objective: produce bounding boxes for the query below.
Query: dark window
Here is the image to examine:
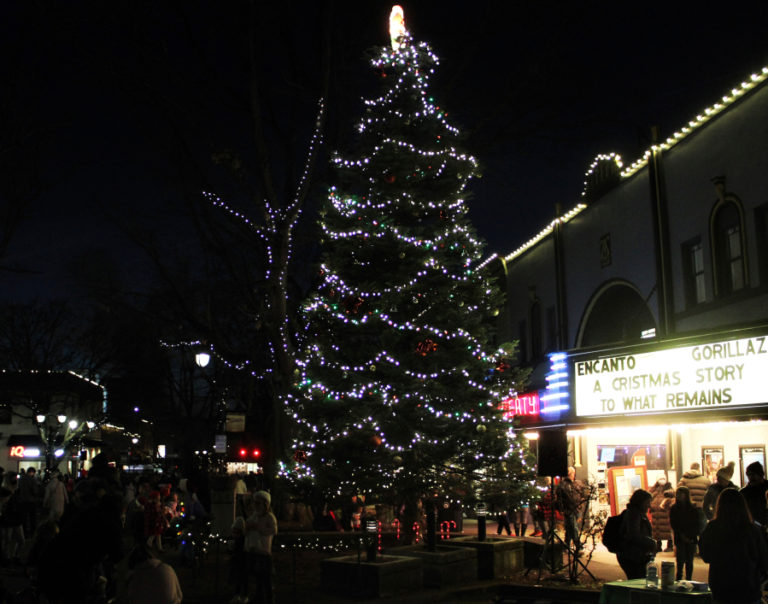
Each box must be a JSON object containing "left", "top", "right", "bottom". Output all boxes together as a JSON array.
[
  {"left": 530, "top": 301, "right": 542, "bottom": 359},
  {"left": 712, "top": 201, "right": 746, "bottom": 296},
  {"left": 0, "top": 405, "right": 11, "bottom": 424},
  {"left": 546, "top": 306, "right": 557, "bottom": 351},
  {"left": 518, "top": 320, "right": 527, "bottom": 364},
  {"left": 755, "top": 204, "right": 768, "bottom": 286},
  {"left": 597, "top": 444, "right": 667, "bottom": 470},
  {"left": 682, "top": 237, "right": 706, "bottom": 307}
]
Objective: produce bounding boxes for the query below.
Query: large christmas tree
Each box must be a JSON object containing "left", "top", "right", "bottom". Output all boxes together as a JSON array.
[{"left": 287, "top": 10, "right": 534, "bottom": 523}]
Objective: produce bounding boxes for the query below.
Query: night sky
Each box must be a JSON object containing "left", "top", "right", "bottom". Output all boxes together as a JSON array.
[{"left": 3, "top": 1, "right": 768, "bottom": 302}]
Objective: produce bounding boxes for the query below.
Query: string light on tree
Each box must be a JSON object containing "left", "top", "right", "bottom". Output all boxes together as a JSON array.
[{"left": 287, "top": 6, "right": 534, "bottom": 533}]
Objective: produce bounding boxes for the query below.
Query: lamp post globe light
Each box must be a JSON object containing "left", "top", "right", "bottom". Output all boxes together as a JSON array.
[{"left": 195, "top": 352, "right": 211, "bottom": 368}]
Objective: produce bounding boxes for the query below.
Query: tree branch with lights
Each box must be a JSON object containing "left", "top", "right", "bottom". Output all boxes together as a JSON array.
[{"left": 287, "top": 7, "right": 533, "bottom": 541}]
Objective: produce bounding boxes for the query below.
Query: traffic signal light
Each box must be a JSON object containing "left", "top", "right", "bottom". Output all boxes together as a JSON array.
[{"left": 237, "top": 446, "right": 261, "bottom": 459}]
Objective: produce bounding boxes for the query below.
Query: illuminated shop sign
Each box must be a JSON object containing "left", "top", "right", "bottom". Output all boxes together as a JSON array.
[
  {"left": 574, "top": 335, "right": 768, "bottom": 417},
  {"left": 9, "top": 446, "right": 41, "bottom": 458},
  {"left": 500, "top": 392, "right": 540, "bottom": 419}
]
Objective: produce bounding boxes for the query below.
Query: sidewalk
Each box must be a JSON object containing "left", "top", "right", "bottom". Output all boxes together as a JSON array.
[
  {"left": 173, "top": 519, "right": 710, "bottom": 603},
  {"left": 0, "top": 522, "right": 709, "bottom": 603}
]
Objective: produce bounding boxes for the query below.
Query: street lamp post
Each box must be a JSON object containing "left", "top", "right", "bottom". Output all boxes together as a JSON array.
[{"left": 36, "top": 413, "right": 95, "bottom": 471}]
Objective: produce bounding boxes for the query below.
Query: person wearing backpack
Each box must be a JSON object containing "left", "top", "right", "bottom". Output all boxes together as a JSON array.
[{"left": 616, "top": 489, "right": 656, "bottom": 579}]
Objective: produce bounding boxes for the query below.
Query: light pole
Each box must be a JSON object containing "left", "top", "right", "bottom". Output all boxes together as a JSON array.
[{"left": 35, "top": 413, "right": 95, "bottom": 471}]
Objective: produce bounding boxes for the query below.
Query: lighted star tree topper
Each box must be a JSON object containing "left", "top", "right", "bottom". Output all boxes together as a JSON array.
[{"left": 285, "top": 6, "right": 532, "bottom": 522}]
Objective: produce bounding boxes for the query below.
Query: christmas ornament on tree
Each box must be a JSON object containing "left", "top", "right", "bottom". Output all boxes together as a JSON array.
[
  {"left": 289, "top": 4, "right": 533, "bottom": 524},
  {"left": 415, "top": 339, "right": 438, "bottom": 356}
]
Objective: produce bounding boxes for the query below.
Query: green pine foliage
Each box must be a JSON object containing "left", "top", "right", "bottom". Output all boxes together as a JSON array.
[{"left": 287, "top": 31, "right": 533, "bottom": 510}]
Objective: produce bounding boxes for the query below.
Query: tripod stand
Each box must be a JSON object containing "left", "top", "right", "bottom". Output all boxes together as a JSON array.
[{"left": 532, "top": 477, "right": 596, "bottom": 584}]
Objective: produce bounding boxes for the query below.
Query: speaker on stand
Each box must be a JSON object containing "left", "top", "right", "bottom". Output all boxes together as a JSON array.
[{"left": 537, "top": 429, "right": 568, "bottom": 477}]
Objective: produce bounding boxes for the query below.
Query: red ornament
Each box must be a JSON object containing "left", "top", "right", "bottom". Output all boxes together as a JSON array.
[
  {"left": 384, "top": 173, "right": 396, "bottom": 183},
  {"left": 293, "top": 450, "right": 307, "bottom": 463},
  {"left": 416, "top": 339, "right": 438, "bottom": 356},
  {"left": 343, "top": 295, "right": 364, "bottom": 314},
  {"left": 496, "top": 361, "right": 510, "bottom": 373}
]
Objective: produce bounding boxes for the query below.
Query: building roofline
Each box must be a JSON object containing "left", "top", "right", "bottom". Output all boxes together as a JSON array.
[{"left": 491, "top": 63, "right": 768, "bottom": 265}]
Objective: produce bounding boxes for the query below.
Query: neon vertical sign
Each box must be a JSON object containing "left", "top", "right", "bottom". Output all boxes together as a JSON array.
[{"left": 499, "top": 392, "right": 540, "bottom": 420}]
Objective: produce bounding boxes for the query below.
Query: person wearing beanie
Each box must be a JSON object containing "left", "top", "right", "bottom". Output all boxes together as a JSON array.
[
  {"left": 245, "top": 491, "right": 277, "bottom": 604},
  {"left": 703, "top": 461, "right": 735, "bottom": 520},
  {"left": 740, "top": 461, "right": 768, "bottom": 526},
  {"left": 677, "top": 462, "right": 711, "bottom": 509}
]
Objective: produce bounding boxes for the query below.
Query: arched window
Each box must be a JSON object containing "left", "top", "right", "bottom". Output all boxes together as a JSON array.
[{"left": 711, "top": 198, "right": 747, "bottom": 297}]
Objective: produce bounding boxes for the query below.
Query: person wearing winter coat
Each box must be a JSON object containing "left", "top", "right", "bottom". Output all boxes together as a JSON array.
[
  {"left": 245, "top": 491, "right": 278, "bottom": 604},
  {"left": 700, "top": 487, "right": 768, "bottom": 604},
  {"left": 616, "top": 489, "right": 657, "bottom": 579},
  {"left": 669, "top": 486, "right": 699, "bottom": 581},
  {"left": 650, "top": 476, "right": 675, "bottom": 551},
  {"left": 43, "top": 470, "right": 69, "bottom": 522},
  {"left": 739, "top": 461, "right": 768, "bottom": 527},
  {"left": 677, "top": 462, "right": 711, "bottom": 509},
  {"left": 703, "top": 461, "right": 736, "bottom": 520},
  {"left": 0, "top": 474, "right": 25, "bottom": 564},
  {"left": 122, "top": 543, "right": 183, "bottom": 604}
]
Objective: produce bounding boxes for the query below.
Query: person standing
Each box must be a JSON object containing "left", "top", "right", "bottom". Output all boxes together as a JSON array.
[
  {"left": 616, "top": 489, "right": 656, "bottom": 579},
  {"left": 700, "top": 488, "right": 768, "bottom": 604},
  {"left": 703, "top": 462, "right": 736, "bottom": 520},
  {"left": 0, "top": 473, "right": 25, "bottom": 564},
  {"left": 740, "top": 461, "right": 768, "bottom": 527},
  {"left": 245, "top": 491, "right": 278, "bottom": 604},
  {"left": 495, "top": 503, "right": 511, "bottom": 536},
  {"left": 234, "top": 473, "right": 249, "bottom": 519},
  {"left": 511, "top": 501, "right": 532, "bottom": 538},
  {"left": 144, "top": 491, "right": 167, "bottom": 552},
  {"left": 649, "top": 476, "right": 675, "bottom": 551},
  {"left": 228, "top": 517, "right": 248, "bottom": 604},
  {"left": 17, "top": 467, "right": 39, "bottom": 538},
  {"left": 669, "top": 486, "right": 699, "bottom": 581},
  {"left": 677, "top": 462, "right": 711, "bottom": 509},
  {"left": 43, "top": 470, "right": 68, "bottom": 522},
  {"left": 556, "top": 467, "right": 584, "bottom": 553}
]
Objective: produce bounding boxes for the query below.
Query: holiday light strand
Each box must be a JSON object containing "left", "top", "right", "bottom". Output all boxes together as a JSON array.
[{"left": 499, "top": 65, "right": 768, "bottom": 264}]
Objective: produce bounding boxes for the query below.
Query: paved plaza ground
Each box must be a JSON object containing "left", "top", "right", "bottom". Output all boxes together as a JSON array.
[
  {"left": 0, "top": 519, "right": 710, "bottom": 602},
  {"left": 172, "top": 519, "right": 710, "bottom": 603}
]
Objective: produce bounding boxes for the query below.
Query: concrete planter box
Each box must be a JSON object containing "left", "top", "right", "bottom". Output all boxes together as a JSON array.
[
  {"left": 390, "top": 544, "right": 477, "bottom": 587},
  {"left": 522, "top": 538, "right": 565, "bottom": 570},
  {"left": 321, "top": 554, "right": 422, "bottom": 598},
  {"left": 450, "top": 537, "right": 524, "bottom": 579}
]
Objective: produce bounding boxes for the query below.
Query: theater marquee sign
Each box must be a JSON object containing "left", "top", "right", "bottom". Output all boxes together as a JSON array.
[{"left": 573, "top": 335, "right": 768, "bottom": 417}]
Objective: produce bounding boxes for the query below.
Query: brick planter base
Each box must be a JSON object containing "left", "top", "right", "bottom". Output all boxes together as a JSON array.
[
  {"left": 390, "top": 544, "right": 477, "bottom": 587},
  {"left": 321, "top": 554, "right": 422, "bottom": 598},
  {"left": 450, "top": 537, "right": 524, "bottom": 579}
]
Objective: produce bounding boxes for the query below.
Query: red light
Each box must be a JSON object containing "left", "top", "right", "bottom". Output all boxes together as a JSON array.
[
  {"left": 252, "top": 449, "right": 261, "bottom": 458},
  {"left": 239, "top": 448, "right": 247, "bottom": 457}
]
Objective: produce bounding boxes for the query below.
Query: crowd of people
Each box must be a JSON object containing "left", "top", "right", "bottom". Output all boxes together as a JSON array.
[
  {"left": 613, "top": 460, "right": 768, "bottom": 604},
  {"left": 0, "top": 457, "right": 222, "bottom": 603}
]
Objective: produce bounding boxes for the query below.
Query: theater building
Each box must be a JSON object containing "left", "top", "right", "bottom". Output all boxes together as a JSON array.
[{"left": 491, "top": 60, "right": 768, "bottom": 508}]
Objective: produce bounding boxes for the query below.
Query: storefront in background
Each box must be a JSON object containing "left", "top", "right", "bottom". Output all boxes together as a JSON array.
[
  {"left": 563, "top": 328, "right": 768, "bottom": 512},
  {"left": 6, "top": 434, "right": 101, "bottom": 476}
]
